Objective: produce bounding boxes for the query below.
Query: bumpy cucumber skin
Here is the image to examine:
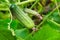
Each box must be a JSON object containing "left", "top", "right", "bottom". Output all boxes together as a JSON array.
[{"left": 10, "top": 4, "right": 35, "bottom": 29}]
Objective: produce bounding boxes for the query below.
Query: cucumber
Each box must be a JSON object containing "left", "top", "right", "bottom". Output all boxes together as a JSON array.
[{"left": 10, "top": 4, "right": 35, "bottom": 29}]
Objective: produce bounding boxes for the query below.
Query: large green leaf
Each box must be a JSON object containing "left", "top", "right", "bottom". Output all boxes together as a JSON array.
[
  {"left": 47, "top": 20, "right": 60, "bottom": 30},
  {"left": 0, "top": 28, "right": 16, "bottom": 40},
  {"left": 26, "top": 20, "right": 60, "bottom": 40}
]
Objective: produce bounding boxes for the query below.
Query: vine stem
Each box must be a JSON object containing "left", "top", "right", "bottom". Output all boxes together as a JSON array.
[
  {"left": 36, "top": 5, "right": 60, "bottom": 28},
  {"left": 54, "top": 0, "right": 60, "bottom": 16},
  {"left": 16, "top": 0, "right": 35, "bottom": 5},
  {"left": 8, "top": 10, "right": 15, "bottom": 36}
]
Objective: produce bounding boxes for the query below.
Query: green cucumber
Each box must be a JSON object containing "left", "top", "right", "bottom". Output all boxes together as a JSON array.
[{"left": 10, "top": 4, "right": 35, "bottom": 29}]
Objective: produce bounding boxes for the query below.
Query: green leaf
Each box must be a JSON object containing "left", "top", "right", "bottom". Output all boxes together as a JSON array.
[
  {"left": 0, "top": 28, "right": 16, "bottom": 40},
  {"left": 15, "top": 28, "right": 30, "bottom": 39},
  {"left": 17, "top": 37, "right": 25, "bottom": 40},
  {"left": 10, "top": 19, "right": 25, "bottom": 30},
  {"left": 0, "top": 19, "right": 10, "bottom": 28},
  {"left": 50, "top": 10, "right": 60, "bottom": 24},
  {"left": 10, "top": 20, "right": 18, "bottom": 30},
  {"left": 47, "top": 20, "right": 60, "bottom": 30},
  {"left": 27, "top": 21, "right": 60, "bottom": 40}
]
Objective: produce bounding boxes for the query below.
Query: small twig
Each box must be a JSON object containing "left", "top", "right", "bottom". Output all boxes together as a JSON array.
[
  {"left": 30, "top": 0, "right": 40, "bottom": 9},
  {"left": 38, "top": 2, "right": 43, "bottom": 13}
]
